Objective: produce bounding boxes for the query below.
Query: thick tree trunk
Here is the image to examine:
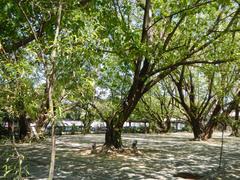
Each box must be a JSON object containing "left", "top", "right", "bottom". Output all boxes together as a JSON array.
[
  {"left": 201, "top": 121, "right": 217, "bottom": 140},
  {"left": 231, "top": 104, "right": 239, "bottom": 137},
  {"left": 83, "top": 122, "right": 91, "bottom": 134},
  {"left": 35, "top": 86, "right": 50, "bottom": 134},
  {"left": 104, "top": 0, "right": 153, "bottom": 148},
  {"left": 191, "top": 119, "right": 203, "bottom": 140},
  {"left": 104, "top": 77, "right": 145, "bottom": 147},
  {"left": 231, "top": 126, "right": 240, "bottom": 137},
  {"left": 104, "top": 83, "right": 143, "bottom": 148},
  {"left": 191, "top": 118, "right": 218, "bottom": 140},
  {"left": 156, "top": 118, "right": 171, "bottom": 133},
  {"left": 149, "top": 122, "right": 156, "bottom": 133},
  {"left": 190, "top": 102, "right": 221, "bottom": 140},
  {"left": 35, "top": 114, "right": 48, "bottom": 134},
  {"left": 191, "top": 120, "right": 216, "bottom": 140},
  {"left": 83, "top": 111, "right": 92, "bottom": 134},
  {"left": 163, "top": 118, "right": 171, "bottom": 133},
  {"left": 19, "top": 112, "right": 30, "bottom": 140},
  {"left": 105, "top": 123, "right": 123, "bottom": 148},
  {"left": 201, "top": 103, "right": 221, "bottom": 140}
]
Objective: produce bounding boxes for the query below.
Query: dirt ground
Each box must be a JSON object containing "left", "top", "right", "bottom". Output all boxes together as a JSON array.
[{"left": 0, "top": 132, "right": 240, "bottom": 179}]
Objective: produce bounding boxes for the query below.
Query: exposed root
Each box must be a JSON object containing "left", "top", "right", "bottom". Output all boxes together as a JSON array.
[{"left": 78, "top": 144, "right": 143, "bottom": 157}]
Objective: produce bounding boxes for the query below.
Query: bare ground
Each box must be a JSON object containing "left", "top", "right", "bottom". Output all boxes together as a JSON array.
[{"left": 0, "top": 132, "right": 240, "bottom": 179}]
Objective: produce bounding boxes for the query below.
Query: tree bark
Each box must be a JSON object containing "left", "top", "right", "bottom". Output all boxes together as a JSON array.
[
  {"left": 18, "top": 112, "right": 30, "bottom": 140},
  {"left": 48, "top": 121, "right": 56, "bottom": 180},
  {"left": 201, "top": 121, "right": 216, "bottom": 140},
  {"left": 48, "top": 2, "right": 62, "bottom": 179},
  {"left": 35, "top": 86, "right": 50, "bottom": 134},
  {"left": 104, "top": 80, "right": 145, "bottom": 148},
  {"left": 191, "top": 119, "right": 203, "bottom": 140},
  {"left": 201, "top": 103, "right": 222, "bottom": 140},
  {"left": 231, "top": 104, "right": 239, "bottom": 137},
  {"left": 105, "top": 122, "right": 123, "bottom": 148},
  {"left": 103, "top": 0, "right": 153, "bottom": 148}
]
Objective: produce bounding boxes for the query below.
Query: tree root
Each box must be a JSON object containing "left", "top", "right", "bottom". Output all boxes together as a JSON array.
[{"left": 79, "top": 144, "right": 143, "bottom": 156}]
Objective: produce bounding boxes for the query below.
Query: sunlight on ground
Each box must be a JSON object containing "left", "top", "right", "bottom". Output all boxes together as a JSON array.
[{"left": 0, "top": 132, "right": 239, "bottom": 179}]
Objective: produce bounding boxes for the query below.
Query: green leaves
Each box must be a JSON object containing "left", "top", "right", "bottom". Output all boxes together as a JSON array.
[
  {"left": 0, "top": 0, "right": 239, "bottom": 141},
  {"left": 217, "top": 0, "right": 231, "bottom": 5}
]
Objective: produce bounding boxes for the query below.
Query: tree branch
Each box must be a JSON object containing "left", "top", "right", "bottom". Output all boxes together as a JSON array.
[
  {"left": 148, "top": 0, "right": 215, "bottom": 31},
  {"left": 163, "top": 14, "right": 185, "bottom": 50},
  {"left": 144, "top": 58, "right": 235, "bottom": 93}
]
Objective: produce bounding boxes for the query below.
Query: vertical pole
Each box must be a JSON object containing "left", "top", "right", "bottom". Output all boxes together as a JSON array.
[
  {"left": 219, "top": 124, "right": 224, "bottom": 168},
  {"left": 48, "top": 120, "right": 56, "bottom": 179}
]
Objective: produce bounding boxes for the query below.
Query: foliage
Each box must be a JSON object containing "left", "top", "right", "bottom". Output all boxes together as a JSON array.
[
  {"left": 2, "top": 148, "right": 29, "bottom": 179},
  {"left": 0, "top": 0, "right": 239, "bottom": 146}
]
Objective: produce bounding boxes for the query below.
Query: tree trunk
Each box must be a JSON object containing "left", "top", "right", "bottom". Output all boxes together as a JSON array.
[
  {"left": 35, "top": 84, "right": 51, "bottom": 134},
  {"left": 48, "top": 2, "right": 62, "bottom": 179},
  {"left": 104, "top": 85, "right": 143, "bottom": 148},
  {"left": 231, "top": 104, "right": 239, "bottom": 137},
  {"left": 83, "top": 110, "right": 92, "bottom": 134},
  {"left": 156, "top": 118, "right": 171, "bottom": 133},
  {"left": 105, "top": 123, "right": 123, "bottom": 148},
  {"left": 104, "top": 0, "right": 153, "bottom": 148},
  {"left": 48, "top": 122, "right": 56, "bottom": 180},
  {"left": 164, "top": 118, "right": 171, "bottom": 133},
  {"left": 200, "top": 102, "right": 221, "bottom": 140},
  {"left": 201, "top": 121, "right": 217, "bottom": 140},
  {"left": 19, "top": 112, "right": 30, "bottom": 140},
  {"left": 191, "top": 118, "right": 217, "bottom": 140},
  {"left": 83, "top": 122, "right": 91, "bottom": 134},
  {"left": 11, "top": 121, "right": 15, "bottom": 143},
  {"left": 191, "top": 119, "right": 203, "bottom": 140},
  {"left": 7, "top": 117, "right": 12, "bottom": 137}
]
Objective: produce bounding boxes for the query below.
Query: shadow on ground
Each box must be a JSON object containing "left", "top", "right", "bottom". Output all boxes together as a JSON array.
[{"left": 0, "top": 132, "right": 239, "bottom": 179}]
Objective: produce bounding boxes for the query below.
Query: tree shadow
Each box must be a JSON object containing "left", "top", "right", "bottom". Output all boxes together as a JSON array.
[{"left": 0, "top": 133, "right": 239, "bottom": 179}]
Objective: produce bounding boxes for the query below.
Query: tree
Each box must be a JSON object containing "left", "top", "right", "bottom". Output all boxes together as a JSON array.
[
  {"left": 135, "top": 85, "right": 175, "bottom": 133},
  {"left": 227, "top": 91, "right": 240, "bottom": 137},
  {"left": 0, "top": 50, "right": 39, "bottom": 140},
  {"left": 92, "top": 0, "right": 240, "bottom": 148},
  {"left": 166, "top": 55, "right": 240, "bottom": 139},
  {"left": 1, "top": 0, "right": 98, "bottom": 179},
  {"left": 231, "top": 103, "right": 240, "bottom": 136},
  {"left": 167, "top": 66, "right": 222, "bottom": 140}
]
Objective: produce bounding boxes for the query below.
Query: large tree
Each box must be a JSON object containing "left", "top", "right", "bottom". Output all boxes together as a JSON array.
[
  {"left": 92, "top": 0, "right": 240, "bottom": 148},
  {"left": 167, "top": 66, "right": 225, "bottom": 140}
]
